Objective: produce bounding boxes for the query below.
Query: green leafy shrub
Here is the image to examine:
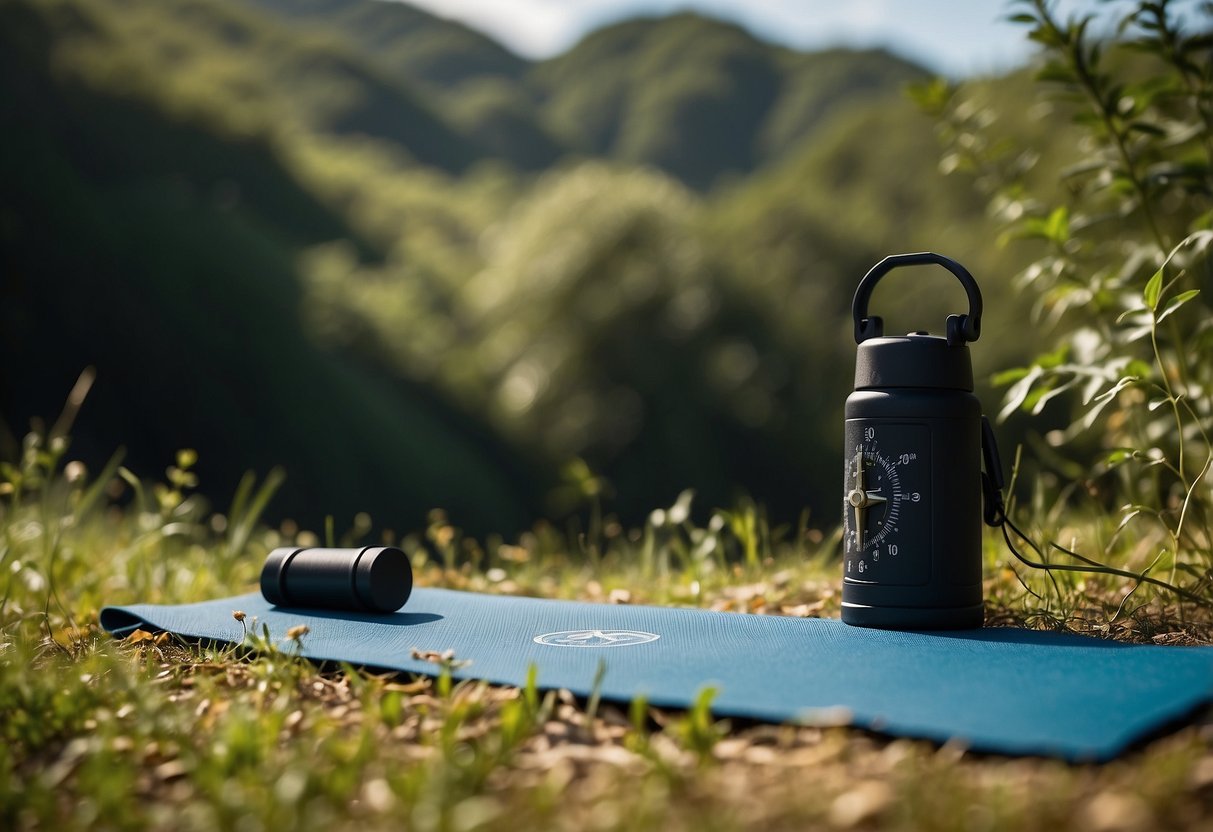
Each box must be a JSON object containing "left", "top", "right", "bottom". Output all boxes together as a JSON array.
[{"left": 921, "top": 0, "right": 1213, "bottom": 601}]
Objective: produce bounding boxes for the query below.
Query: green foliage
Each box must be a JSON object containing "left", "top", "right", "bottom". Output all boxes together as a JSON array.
[
  {"left": 32, "top": 0, "right": 481, "bottom": 171},
  {"left": 758, "top": 48, "right": 929, "bottom": 160},
  {"left": 0, "top": 434, "right": 772, "bottom": 826},
  {"left": 248, "top": 0, "right": 528, "bottom": 90},
  {"left": 532, "top": 13, "right": 925, "bottom": 188},
  {"left": 674, "top": 687, "right": 727, "bottom": 763},
  {"left": 0, "top": 0, "right": 536, "bottom": 534},
  {"left": 444, "top": 79, "right": 566, "bottom": 170},
  {"left": 2, "top": 426, "right": 1212, "bottom": 830},
  {"left": 298, "top": 159, "right": 846, "bottom": 521},
  {"left": 925, "top": 0, "right": 1213, "bottom": 601}
]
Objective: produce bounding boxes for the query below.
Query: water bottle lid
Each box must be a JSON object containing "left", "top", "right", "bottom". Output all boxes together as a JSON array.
[
  {"left": 854, "top": 333, "right": 974, "bottom": 391},
  {"left": 260, "top": 546, "right": 296, "bottom": 607},
  {"left": 353, "top": 547, "right": 413, "bottom": 612}
]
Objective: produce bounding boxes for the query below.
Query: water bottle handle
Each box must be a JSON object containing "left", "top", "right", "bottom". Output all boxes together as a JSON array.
[{"left": 852, "top": 252, "right": 983, "bottom": 346}]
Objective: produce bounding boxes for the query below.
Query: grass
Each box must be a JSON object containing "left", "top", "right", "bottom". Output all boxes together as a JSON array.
[{"left": 3, "top": 432, "right": 1213, "bottom": 832}]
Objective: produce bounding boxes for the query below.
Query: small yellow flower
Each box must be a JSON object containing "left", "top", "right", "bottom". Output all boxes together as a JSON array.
[{"left": 285, "top": 625, "right": 310, "bottom": 641}]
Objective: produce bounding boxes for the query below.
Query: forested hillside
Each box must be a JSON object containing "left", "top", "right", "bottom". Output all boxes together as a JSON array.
[
  {"left": 253, "top": 0, "right": 930, "bottom": 186},
  {"left": 0, "top": 0, "right": 540, "bottom": 531},
  {"left": 0, "top": 0, "right": 1070, "bottom": 533}
]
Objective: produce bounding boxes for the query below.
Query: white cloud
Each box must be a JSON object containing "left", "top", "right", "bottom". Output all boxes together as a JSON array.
[{"left": 404, "top": 0, "right": 631, "bottom": 56}]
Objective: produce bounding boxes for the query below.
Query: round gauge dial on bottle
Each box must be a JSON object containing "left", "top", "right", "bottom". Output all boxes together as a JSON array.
[{"left": 842, "top": 422, "right": 930, "bottom": 586}]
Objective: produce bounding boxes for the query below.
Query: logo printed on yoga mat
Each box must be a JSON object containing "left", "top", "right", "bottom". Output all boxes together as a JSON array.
[{"left": 534, "top": 629, "right": 660, "bottom": 647}]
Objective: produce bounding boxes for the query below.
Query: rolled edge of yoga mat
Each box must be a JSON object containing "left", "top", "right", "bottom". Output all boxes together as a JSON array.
[{"left": 260, "top": 546, "right": 413, "bottom": 613}]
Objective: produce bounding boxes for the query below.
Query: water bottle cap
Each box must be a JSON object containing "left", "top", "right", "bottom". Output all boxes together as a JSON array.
[
  {"left": 353, "top": 547, "right": 413, "bottom": 612},
  {"left": 854, "top": 334, "right": 974, "bottom": 391}
]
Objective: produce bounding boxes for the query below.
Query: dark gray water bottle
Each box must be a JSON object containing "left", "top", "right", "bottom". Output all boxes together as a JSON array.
[
  {"left": 841, "top": 252, "right": 992, "bottom": 630},
  {"left": 260, "top": 546, "right": 413, "bottom": 613}
]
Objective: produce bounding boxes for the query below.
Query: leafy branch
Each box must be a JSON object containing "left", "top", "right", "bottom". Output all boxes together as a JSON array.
[{"left": 922, "top": 0, "right": 1213, "bottom": 606}]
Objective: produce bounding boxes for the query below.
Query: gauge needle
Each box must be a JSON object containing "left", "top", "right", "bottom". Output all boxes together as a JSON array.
[{"left": 847, "top": 451, "right": 888, "bottom": 551}]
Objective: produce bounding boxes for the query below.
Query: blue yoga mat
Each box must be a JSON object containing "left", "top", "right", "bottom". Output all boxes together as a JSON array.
[{"left": 101, "top": 589, "right": 1213, "bottom": 761}]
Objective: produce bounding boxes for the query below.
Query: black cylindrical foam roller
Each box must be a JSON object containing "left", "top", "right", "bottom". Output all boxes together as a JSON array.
[{"left": 260, "top": 546, "right": 412, "bottom": 613}]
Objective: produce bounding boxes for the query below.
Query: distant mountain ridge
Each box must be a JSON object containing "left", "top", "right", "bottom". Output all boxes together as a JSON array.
[
  {"left": 246, "top": 0, "right": 529, "bottom": 88},
  {"left": 246, "top": 0, "right": 929, "bottom": 187},
  {"left": 531, "top": 13, "right": 927, "bottom": 186}
]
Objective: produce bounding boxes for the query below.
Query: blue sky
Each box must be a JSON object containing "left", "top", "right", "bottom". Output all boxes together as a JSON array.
[{"left": 399, "top": 0, "right": 1090, "bottom": 77}]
